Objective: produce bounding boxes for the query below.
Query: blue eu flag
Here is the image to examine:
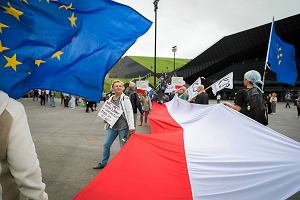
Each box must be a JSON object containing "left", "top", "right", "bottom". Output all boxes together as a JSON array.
[
  {"left": 0, "top": 0, "right": 151, "bottom": 101},
  {"left": 267, "top": 20, "right": 297, "bottom": 85}
]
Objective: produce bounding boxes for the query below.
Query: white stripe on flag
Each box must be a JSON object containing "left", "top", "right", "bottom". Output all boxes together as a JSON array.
[{"left": 166, "top": 97, "right": 300, "bottom": 200}]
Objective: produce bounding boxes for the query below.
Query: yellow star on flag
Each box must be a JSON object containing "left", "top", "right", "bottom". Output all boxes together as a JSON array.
[
  {"left": 0, "top": 41, "right": 9, "bottom": 52},
  {"left": 59, "top": 3, "right": 75, "bottom": 10},
  {"left": 68, "top": 12, "right": 77, "bottom": 27},
  {"left": 1, "top": 4, "right": 24, "bottom": 21},
  {"left": 20, "top": 0, "right": 29, "bottom": 4},
  {"left": 278, "top": 47, "right": 282, "bottom": 51},
  {"left": 52, "top": 51, "right": 64, "bottom": 60},
  {"left": 0, "top": 23, "right": 9, "bottom": 33},
  {"left": 278, "top": 60, "right": 282, "bottom": 65},
  {"left": 3, "top": 54, "right": 22, "bottom": 71},
  {"left": 35, "top": 59, "right": 46, "bottom": 67}
]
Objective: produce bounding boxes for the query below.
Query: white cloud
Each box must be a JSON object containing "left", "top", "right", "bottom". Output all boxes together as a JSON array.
[{"left": 115, "top": 0, "right": 300, "bottom": 59}]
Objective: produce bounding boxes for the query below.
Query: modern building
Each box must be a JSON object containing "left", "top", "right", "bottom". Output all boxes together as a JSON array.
[{"left": 176, "top": 14, "right": 300, "bottom": 101}]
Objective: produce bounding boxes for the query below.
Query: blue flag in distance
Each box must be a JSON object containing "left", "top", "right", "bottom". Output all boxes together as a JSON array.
[
  {"left": 0, "top": 0, "right": 152, "bottom": 101},
  {"left": 267, "top": 20, "right": 297, "bottom": 85}
]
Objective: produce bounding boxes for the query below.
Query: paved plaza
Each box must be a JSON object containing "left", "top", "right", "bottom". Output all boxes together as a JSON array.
[{"left": 21, "top": 98, "right": 300, "bottom": 200}]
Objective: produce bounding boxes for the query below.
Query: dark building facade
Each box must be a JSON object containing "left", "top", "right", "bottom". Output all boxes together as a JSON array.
[{"left": 176, "top": 14, "right": 300, "bottom": 101}]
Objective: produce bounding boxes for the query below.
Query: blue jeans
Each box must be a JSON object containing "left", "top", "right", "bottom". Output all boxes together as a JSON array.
[
  {"left": 50, "top": 96, "right": 56, "bottom": 107},
  {"left": 101, "top": 128, "right": 129, "bottom": 165}
]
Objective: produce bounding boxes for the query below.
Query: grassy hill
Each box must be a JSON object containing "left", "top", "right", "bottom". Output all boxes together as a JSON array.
[
  {"left": 129, "top": 56, "right": 189, "bottom": 73},
  {"left": 103, "top": 76, "right": 159, "bottom": 92},
  {"left": 104, "top": 56, "right": 190, "bottom": 92}
]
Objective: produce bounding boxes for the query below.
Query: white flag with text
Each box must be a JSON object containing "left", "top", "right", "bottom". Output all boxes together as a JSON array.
[
  {"left": 211, "top": 72, "right": 233, "bottom": 95},
  {"left": 187, "top": 77, "right": 201, "bottom": 100}
]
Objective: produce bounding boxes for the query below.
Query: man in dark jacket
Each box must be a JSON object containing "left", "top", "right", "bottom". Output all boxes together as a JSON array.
[
  {"left": 194, "top": 85, "right": 209, "bottom": 104},
  {"left": 125, "top": 82, "right": 143, "bottom": 127}
]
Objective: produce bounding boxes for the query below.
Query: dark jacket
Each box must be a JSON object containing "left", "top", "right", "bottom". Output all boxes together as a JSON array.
[
  {"left": 126, "top": 90, "right": 143, "bottom": 114},
  {"left": 194, "top": 92, "right": 209, "bottom": 104}
]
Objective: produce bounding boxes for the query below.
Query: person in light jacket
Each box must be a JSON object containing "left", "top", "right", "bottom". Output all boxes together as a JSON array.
[
  {"left": 139, "top": 90, "right": 152, "bottom": 126},
  {"left": 0, "top": 91, "right": 48, "bottom": 200},
  {"left": 270, "top": 93, "right": 277, "bottom": 114},
  {"left": 93, "top": 80, "right": 135, "bottom": 169}
]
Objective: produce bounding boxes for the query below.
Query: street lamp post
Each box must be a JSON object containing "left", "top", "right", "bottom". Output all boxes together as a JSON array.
[
  {"left": 172, "top": 46, "right": 177, "bottom": 73},
  {"left": 153, "top": 0, "right": 159, "bottom": 89}
]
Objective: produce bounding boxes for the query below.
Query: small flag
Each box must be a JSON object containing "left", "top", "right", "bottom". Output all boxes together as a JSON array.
[
  {"left": 211, "top": 72, "right": 233, "bottom": 95},
  {"left": 187, "top": 77, "right": 201, "bottom": 100},
  {"left": 267, "top": 19, "right": 297, "bottom": 85}
]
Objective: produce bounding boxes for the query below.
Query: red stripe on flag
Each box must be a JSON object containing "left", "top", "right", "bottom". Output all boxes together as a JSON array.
[
  {"left": 73, "top": 102, "right": 192, "bottom": 200},
  {"left": 149, "top": 101, "right": 182, "bottom": 134}
]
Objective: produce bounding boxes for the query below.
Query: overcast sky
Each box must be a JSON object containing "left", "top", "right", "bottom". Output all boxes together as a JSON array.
[{"left": 114, "top": 0, "right": 300, "bottom": 59}]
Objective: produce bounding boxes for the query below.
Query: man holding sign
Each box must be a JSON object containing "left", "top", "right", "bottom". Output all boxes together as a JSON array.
[{"left": 94, "top": 80, "right": 135, "bottom": 169}]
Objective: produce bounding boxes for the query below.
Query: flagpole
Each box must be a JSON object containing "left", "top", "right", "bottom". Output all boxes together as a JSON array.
[
  {"left": 153, "top": 0, "right": 159, "bottom": 90},
  {"left": 262, "top": 17, "right": 274, "bottom": 91},
  {"left": 205, "top": 85, "right": 212, "bottom": 91}
]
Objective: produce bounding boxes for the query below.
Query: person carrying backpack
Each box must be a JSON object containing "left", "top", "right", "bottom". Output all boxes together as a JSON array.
[{"left": 224, "top": 70, "right": 268, "bottom": 125}]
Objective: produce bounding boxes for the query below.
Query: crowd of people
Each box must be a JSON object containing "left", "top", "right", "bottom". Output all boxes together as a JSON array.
[
  {"left": 30, "top": 90, "right": 97, "bottom": 111},
  {"left": 27, "top": 71, "right": 300, "bottom": 131}
]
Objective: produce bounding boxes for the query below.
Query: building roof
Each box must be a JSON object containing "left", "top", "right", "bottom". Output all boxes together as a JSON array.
[{"left": 176, "top": 14, "right": 300, "bottom": 85}]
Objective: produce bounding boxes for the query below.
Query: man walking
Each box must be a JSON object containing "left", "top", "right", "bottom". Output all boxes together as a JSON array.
[
  {"left": 125, "top": 82, "right": 143, "bottom": 127},
  {"left": 285, "top": 92, "right": 291, "bottom": 108}
]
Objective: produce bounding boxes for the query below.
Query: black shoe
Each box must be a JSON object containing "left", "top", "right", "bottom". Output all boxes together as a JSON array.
[{"left": 93, "top": 163, "right": 106, "bottom": 169}]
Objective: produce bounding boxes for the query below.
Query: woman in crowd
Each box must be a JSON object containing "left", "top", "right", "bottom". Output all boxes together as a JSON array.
[
  {"left": 93, "top": 80, "right": 135, "bottom": 169},
  {"left": 139, "top": 90, "right": 152, "bottom": 126},
  {"left": 266, "top": 94, "right": 272, "bottom": 114},
  {"left": 177, "top": 86, "right": 189, "bottom": 100},
  {"left": 270, "top": 93, "right": 277, "bottom": 114}
]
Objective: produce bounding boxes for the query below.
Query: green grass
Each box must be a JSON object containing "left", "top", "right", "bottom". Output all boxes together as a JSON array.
[
  {"left": 129, "top": 56, "right": 189, "bottom": 73},
  {"left": 104, "top": 55, "right": 189, "bottom": 92},
  {"left": 103, "top": 76, "right": 161, "bottom": 93}
]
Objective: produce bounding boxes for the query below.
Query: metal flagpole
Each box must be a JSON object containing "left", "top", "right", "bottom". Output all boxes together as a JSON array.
[
  {"left": 262, "top": 17, "right": 274, "bottom": 91},
  {"left": 153, "top": 0, "right": 159, "bottom": 89}
]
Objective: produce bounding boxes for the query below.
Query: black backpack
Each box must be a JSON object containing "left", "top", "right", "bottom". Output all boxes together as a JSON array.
[{"left": 242, "top": 88, "right": 268, "bottom": 125}]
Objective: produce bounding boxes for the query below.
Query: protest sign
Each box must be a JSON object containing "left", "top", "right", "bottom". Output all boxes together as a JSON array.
[{"left": 98, "top": 101, "right": 123, "bottom": 127}]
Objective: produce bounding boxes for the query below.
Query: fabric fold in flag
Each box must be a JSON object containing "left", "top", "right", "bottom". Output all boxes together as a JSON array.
[
  {"left": 74, "top": 97, "right": 300, "bottom": 200},
  {"left": 0, "top": 0, "right": 152, "bottom": 101},
  {"left": 267, "top": 19, "right": 297, "bottom": 85}
]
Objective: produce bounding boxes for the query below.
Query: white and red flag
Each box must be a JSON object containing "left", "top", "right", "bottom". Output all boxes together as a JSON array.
[{"left": 74, "top": 97, "right": 300, "bottom": 200}]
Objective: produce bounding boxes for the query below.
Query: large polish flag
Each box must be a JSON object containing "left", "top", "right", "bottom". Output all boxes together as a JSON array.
[{"left": 73, "top": 97, "right": 300, "bottom": 200}]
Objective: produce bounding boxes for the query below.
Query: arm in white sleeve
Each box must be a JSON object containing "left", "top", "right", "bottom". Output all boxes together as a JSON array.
[{"left": 6, "top": 101, "right": 48, "bottom": 200}]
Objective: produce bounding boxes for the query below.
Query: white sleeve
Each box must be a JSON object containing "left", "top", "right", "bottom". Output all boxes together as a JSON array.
[
  {"left": 124, "top": 97, "right": 135, "bottom": 130},
  {"left": 7, "top": 101, "right": 48, "bottom": 200}
]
